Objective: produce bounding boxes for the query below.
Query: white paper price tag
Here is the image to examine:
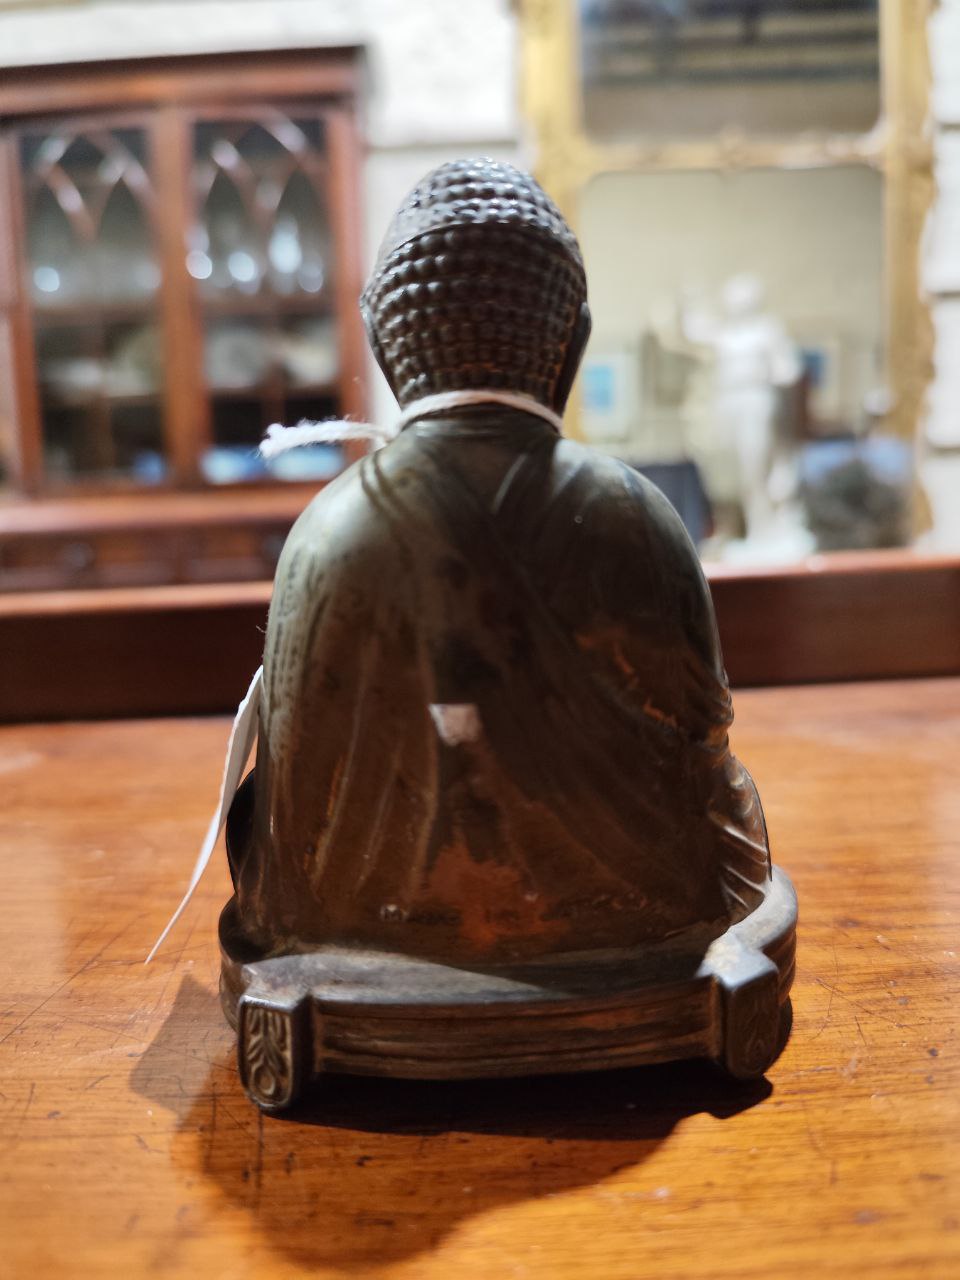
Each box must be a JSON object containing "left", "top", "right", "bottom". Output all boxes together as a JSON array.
[{"left": 146, "top": 665, "right": 262, "bottom": 962}]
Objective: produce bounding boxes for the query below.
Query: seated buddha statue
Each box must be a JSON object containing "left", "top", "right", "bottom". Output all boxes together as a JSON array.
[{"left": 227, "top": 158, "right": 772, "bottom": 970}]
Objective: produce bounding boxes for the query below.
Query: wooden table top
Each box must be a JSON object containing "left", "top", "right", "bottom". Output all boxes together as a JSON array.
[{"left": 1, "top": 679, "right": 958, "bottom": 1279}]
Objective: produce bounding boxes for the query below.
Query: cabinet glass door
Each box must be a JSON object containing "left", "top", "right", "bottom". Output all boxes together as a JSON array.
[
  {"left": 20, "top": 122, "right": 166, "bottom": 484},
  {"left": 190, "top": 113, "right": 343, "bottom": 484}
]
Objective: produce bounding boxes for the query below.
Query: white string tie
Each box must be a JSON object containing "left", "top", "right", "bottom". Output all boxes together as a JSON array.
[
  {"left": 259, "top": 389, "right": 563, "bottom": 458},
  {"left": 259, "top": 419, "right": 395, "bottom": 456},
  {"left": 145, "top": 666, "right": 262, "bottom": 963}
]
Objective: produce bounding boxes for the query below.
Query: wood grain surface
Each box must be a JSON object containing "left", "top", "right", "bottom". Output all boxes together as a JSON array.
[{"left": 0, "top": 679, "right": 957, "bottom": 1278}]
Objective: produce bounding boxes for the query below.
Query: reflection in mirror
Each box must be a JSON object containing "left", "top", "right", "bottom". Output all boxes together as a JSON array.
[
  {"left": 578, "top": 165, "right": 909, "bottom": 562},
  {"left": 579, "top": 0, "right": 880, "bottom": 141}
]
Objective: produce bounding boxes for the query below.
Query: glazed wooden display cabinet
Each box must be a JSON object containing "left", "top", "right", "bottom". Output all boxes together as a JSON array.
[{"left": 0, "top": 48, "right": 365, "bottom": 591}]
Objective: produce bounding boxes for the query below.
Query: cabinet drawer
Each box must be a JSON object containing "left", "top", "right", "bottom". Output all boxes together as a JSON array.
[
  {"left": 0, "top": 530, "right": 176, "bottom": 591},
  {"left": 184, "top": 524, "right": 289, "bottom": 583}
]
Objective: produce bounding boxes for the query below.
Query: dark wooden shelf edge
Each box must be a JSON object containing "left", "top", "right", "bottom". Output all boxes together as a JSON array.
[
  {"left": 0, "top": 582, "right": 271, "bottom": 722},
  {"left": 0, "top": 484, "right": 326, "bottom": 533},
  {"left": 1, "top": 550, "right": 959, "bottom": 721},
  {"left": 708, "top": 550, "right": 960, "bottom": 687}
]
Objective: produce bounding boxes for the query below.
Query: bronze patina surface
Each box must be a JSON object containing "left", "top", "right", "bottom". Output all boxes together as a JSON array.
[{"left": 219, "top": 159, "right": 797, "bottom": 1110}]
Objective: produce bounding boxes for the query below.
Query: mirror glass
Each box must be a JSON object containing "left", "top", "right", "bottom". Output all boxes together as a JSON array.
[
  {"left": 578, "top": 0, "right": 881, "bottom": 142},
  {"left": 578, "top": 165, "right": 904, "bottom": 561}
]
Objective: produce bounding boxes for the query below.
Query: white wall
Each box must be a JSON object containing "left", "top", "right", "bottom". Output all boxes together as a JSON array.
[{"left": 0, "top": 0, "right": 523, "bottom": 423}]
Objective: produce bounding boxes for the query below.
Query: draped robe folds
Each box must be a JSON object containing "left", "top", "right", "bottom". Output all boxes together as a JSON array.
[{"left": 231, "top": 410, "right": 772, "bottom": 964}]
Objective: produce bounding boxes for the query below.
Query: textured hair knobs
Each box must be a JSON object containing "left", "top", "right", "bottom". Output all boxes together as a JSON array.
[{"left": 361, "top": 158, "right": 590, "bottom": 412}]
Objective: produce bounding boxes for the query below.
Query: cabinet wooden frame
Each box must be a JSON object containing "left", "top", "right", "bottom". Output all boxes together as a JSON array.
[{"left": 0, "top": 46, "right": 367, "bottom": 497}]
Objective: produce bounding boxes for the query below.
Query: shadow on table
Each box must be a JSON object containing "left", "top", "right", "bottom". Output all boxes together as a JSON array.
[{"left": 136, "top": 974, "right": 774, "bottom": 1271}]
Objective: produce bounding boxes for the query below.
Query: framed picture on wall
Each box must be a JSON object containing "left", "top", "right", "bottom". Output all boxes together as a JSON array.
[{"left": 581, "top": 348, "right": 640, "bottom": 442}]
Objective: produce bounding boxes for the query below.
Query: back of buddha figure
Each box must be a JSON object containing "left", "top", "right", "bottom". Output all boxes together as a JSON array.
[{"left": 227, "top": 159, "right": 771, "bottom": 966}]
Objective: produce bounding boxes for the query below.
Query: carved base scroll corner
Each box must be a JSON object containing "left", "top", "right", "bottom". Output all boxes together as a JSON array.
[
  {"left": 237, "top": 993, "right": 313, "bottom": 1112},
  {"left": 712, "top": 949, "right": 782, "bottom": 1081}
]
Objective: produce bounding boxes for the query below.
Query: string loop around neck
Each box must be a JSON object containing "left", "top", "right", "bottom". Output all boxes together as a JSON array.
[{"left": 396, "top": 389, "right": 563, "bottom": 435}]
